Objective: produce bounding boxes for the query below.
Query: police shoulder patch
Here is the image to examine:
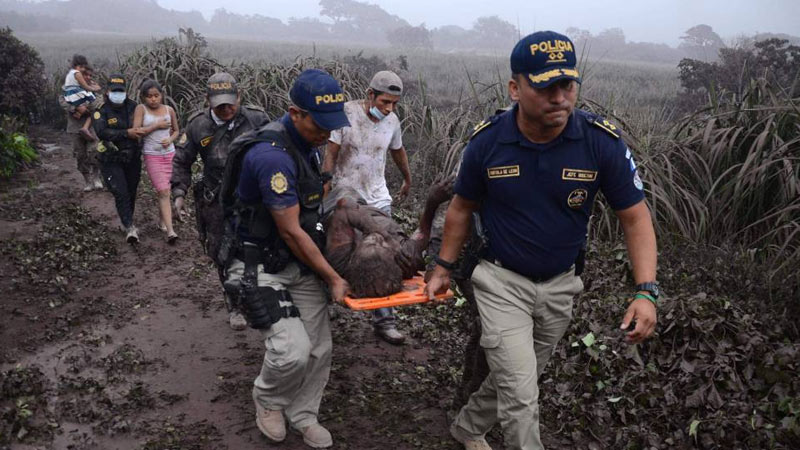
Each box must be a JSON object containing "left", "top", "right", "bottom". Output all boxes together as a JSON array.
[
  {"left": 469, "top": 115, "right": 501, "bottom": 140},
  {"left": 587, "top": 115, "right": 621, "bottom": 139},
  {"left": 270, "top": 172, "right": 288, "bottom": 194},
  {"left": 178, "top": 133, "right": 188, "bottom": 145},
  {"left": 93, "top": 111, "right": 101, "bottom": 120}
]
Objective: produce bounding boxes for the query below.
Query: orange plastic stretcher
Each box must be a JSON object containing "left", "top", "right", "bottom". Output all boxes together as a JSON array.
[{"left": 344, "top": 275, "right": 453, "bottom": 311}]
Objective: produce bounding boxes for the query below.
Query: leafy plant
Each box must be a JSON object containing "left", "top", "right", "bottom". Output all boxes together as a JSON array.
[
  {"left": 0, "top": 115, "right": 38, "bottom": 178},
  {"left": 0, "top": 27, "right": 46, "bottom": 118}
]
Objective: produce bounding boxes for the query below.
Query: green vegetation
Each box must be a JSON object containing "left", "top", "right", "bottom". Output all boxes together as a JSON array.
[
  {"left": 0, "top": 115, "right": 37, "bottom": 179},
  {"left": 0, "top": 27, "right": 45, "bottom": 118},
  {"left": 4, "top": 29, "right": 798, "bottom": 448}
]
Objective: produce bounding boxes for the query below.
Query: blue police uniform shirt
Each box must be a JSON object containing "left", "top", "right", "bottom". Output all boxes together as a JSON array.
[
  {"left": 455, "top": 105, "right": 645, "bottom": 279},
  {"left": 237, "top": 114, "right": 321, "bottom": 211}
]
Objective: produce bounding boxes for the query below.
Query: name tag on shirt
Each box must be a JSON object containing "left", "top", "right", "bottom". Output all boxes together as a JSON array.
[
  {"left": 487, "top": 165, "right": 520, "bottom": 178},
  {"left": 561, "top": 168, "right": 597, "bottom": 182}
]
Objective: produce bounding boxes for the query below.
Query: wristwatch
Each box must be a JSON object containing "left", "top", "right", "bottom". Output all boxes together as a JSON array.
[
  {"left": 635, "top": 282, "right": 660, "bottom": 300},
  {"left": 434, "top": 255, "right": 458, "bottom": 271}
]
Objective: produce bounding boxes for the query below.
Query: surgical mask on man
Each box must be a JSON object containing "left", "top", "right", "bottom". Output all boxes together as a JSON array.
[
  {"left": 108, "top": 92, "right": 126, "bottom": 105},
  {"left": 369, "top": 106, "right": 386, "bottom": 121}
]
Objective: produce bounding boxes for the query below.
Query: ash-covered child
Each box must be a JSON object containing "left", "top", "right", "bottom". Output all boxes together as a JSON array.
[{"left": 62, "top": 54, "right": 101, "bottom": 142}]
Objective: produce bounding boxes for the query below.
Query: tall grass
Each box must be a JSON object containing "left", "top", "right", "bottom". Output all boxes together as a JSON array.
[
  {"left": 32, "top": 33, "right": 799, "bottom": 292},
  {"left": 648, "top": 78, "right": 800, "bottom": 288}
]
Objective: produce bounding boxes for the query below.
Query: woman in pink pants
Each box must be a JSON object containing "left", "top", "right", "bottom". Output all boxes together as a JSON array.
[{"left": 133, "top": 79, "right": 180, "bottom": 243}]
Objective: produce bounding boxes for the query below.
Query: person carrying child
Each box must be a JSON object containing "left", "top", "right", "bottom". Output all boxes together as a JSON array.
[
  {"left": 62, "top": 54, "right": 101, "bottom": 142},
  {"left": 133, "top": 79, "right": 180, "bottom": 243}
]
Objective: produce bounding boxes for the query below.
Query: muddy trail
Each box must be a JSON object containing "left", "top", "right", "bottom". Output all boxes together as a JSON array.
[{"left": 0, "top": 126, "right": 477, "bottom": 450}]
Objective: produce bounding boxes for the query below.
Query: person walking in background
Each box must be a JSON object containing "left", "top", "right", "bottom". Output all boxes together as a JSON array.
[
  {"left": 59, "top": 54, "right": 103, "bottom": 192},
  {"left": 171, "top": 72, "right": 269, "bottom": 330},
  {"left": 322, "top": 70, "right": 412, "bottom": 345},
  {"left": 425, "top": 31, "right": 659, "bottom": 450},
  {"left": 133, "top": 79, "right": 180, "bottom": 243},
  {"left": 93, "top": 74, "right": 147, "bottom": 243}
]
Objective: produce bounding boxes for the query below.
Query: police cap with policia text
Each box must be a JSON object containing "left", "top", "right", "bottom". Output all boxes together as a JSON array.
[
  {"left": 107, "top": 73, "right": 127, "bottom": 92},
  {"left": 510, "top": 30, "right": 581, "bottom": 89},
  {"left": 289, "top": 69, "right": 350, "bottom": 131},
  {"left": 207, "top": 72, "right": 238, "bottom": 108}
]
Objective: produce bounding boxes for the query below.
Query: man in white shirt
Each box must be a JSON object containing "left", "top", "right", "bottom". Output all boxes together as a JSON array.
[{"left": 323, "top": 71, "right": 412, "bottom": 345}]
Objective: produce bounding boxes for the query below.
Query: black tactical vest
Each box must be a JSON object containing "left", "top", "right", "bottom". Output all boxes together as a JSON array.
[{"left": 220, "top": 121, "right": 326, "bottom": 261}]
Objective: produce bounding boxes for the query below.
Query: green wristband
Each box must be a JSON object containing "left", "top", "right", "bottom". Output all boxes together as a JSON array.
[{"left": 633, "top": 292, "right": 657, "bottom": 306}]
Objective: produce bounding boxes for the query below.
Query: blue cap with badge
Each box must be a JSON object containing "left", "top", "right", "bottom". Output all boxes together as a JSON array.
[
  {"left": 510, "top": 30, "right": 581, "bottom": 88},
  {"left": 289, "top": 69, "right": 350, "bottom": 131}
]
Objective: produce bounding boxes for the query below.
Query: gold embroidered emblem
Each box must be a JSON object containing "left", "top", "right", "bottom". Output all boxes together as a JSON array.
[
  {"left": 93, "top": 111, "right": 101, "bottom": 120},
  {"left": 200, "top": 136, "right": 213, "bottom": 147},
  {"left": 107, "top": 117, "right": 118, "bottom": 125},
  {"left": 591, "top": 119, "right": 620, "bottom": 138},
  {"left": 271, "top": 172, "right": 288, "bottom": 194},
  {"left": 562, "top": 168, "right": 597, "bottom": 182},
  {"left": 567, "top": 189, "right": 588, "bottom": 209},
  {"left": 487, "top": 165, "right": 520, "bottom": 179}
]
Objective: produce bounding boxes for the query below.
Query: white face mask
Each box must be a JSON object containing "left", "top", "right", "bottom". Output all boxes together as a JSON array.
[
  {"left": 369, "top": 106, "right": 386, "bottom": 121},
  {"left": 108, "top": 91, "right": 126, "bottom": 105}
]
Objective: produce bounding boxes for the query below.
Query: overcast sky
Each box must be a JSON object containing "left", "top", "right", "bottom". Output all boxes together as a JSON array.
[{"left": 155, "top": 0, "right": 799, "bottom": 45}]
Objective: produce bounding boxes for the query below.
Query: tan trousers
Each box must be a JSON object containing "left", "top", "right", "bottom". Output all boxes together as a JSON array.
[
  {"left": 451, "top": 260, "right": 583, "bottom": 450},
  {"left": 226, "top": 261, "right": 332, "bottom": 429},
  {"left": 70, "top": 133, "right": 99, "bottom": 183}
]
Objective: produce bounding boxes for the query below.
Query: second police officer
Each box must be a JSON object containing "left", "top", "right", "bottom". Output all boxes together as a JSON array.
[
  {"left": 221, "top": 69, "right": 350, "bottom": 449},
  {"left": 426, "top": 31, "right": 659, "bottom": 450},
  {"left": 171, "top": 72, "right": 269, "bottom": 330}
]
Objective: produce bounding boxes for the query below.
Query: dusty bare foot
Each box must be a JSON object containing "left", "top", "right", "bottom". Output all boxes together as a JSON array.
[{"left": 79, "top": 128, "right": 97, "bottom": 142}]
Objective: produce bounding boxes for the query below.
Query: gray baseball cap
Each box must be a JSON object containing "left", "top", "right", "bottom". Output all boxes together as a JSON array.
[
  {"left": 207, "top": 72, "right": 238, "bottom": 107},
  {"left": 369, "top": 71, "right": 403, "bottom": 96}
]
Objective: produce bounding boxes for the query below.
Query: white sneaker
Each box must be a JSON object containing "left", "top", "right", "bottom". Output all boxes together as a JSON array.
[
  {"left": 82, "top": 183, "right": 94, "bottom": 192},
  {"left": 228, "top": 310, "right": 247, "bottom": 330},
  {"left": 125, "top": 226, "right": 139, "bottom": 244},
  {"left": 92, "top": 178, "right": 104, "bottom": 190}
]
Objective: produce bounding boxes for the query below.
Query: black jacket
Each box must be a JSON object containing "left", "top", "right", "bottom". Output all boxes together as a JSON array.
[
  {"left": 171, "top": 106, "right": 268, "bottom": 198},
  {"left": 93, "top": 97, "right": 140, "bottom": 163}
]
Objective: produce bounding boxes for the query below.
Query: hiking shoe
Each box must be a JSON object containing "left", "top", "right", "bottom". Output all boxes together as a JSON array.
[
  {"left": 229, "top": 310, "right": 247, "bottom": 331},
  {"left": 450, "top": 422, "right": 493, "bottom": 450},
  {"left": 125, "top": 226, "right": 139, "bottom": 244},
  {"left": 375, "top": 326, "right": 405, "bottom": 345},
  {"left": 255, "top": 403, "right": 286, "bottom": 442},
  {"left": 295, "top": 423, "right": 332, "bottom": 448}
]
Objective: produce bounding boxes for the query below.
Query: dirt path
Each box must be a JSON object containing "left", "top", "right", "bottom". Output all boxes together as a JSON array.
[{"left": 1, "top": 127, "right": 470, "bottom": 450}]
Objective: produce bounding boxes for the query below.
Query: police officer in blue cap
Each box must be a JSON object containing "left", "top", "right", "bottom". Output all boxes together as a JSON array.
[
  {"left": 221, "top": 69, "right": 350, "bottom": 448},
  {"left": 425, "top": 31, "right": 659, "bottom": 449}
]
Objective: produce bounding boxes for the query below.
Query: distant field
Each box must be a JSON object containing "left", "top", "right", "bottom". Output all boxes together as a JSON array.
[{"left": 19, "top": 30, "right": 679, "bottom": 130}]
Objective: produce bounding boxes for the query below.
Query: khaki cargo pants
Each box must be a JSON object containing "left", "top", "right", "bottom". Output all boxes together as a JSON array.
[
  {"left": 451, "top": 260, "right": 583, "bottom": 450},
  {"left": 226, "top": 261, "right": 332, "bottom": 429},
  {"left": 70, "top": 133, "right": 99, "bottom": 183}
]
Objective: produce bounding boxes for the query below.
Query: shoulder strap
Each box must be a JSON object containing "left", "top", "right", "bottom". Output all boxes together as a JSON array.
[{"left": 585, "top": 113, "right": 621, "bottom": 139}]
